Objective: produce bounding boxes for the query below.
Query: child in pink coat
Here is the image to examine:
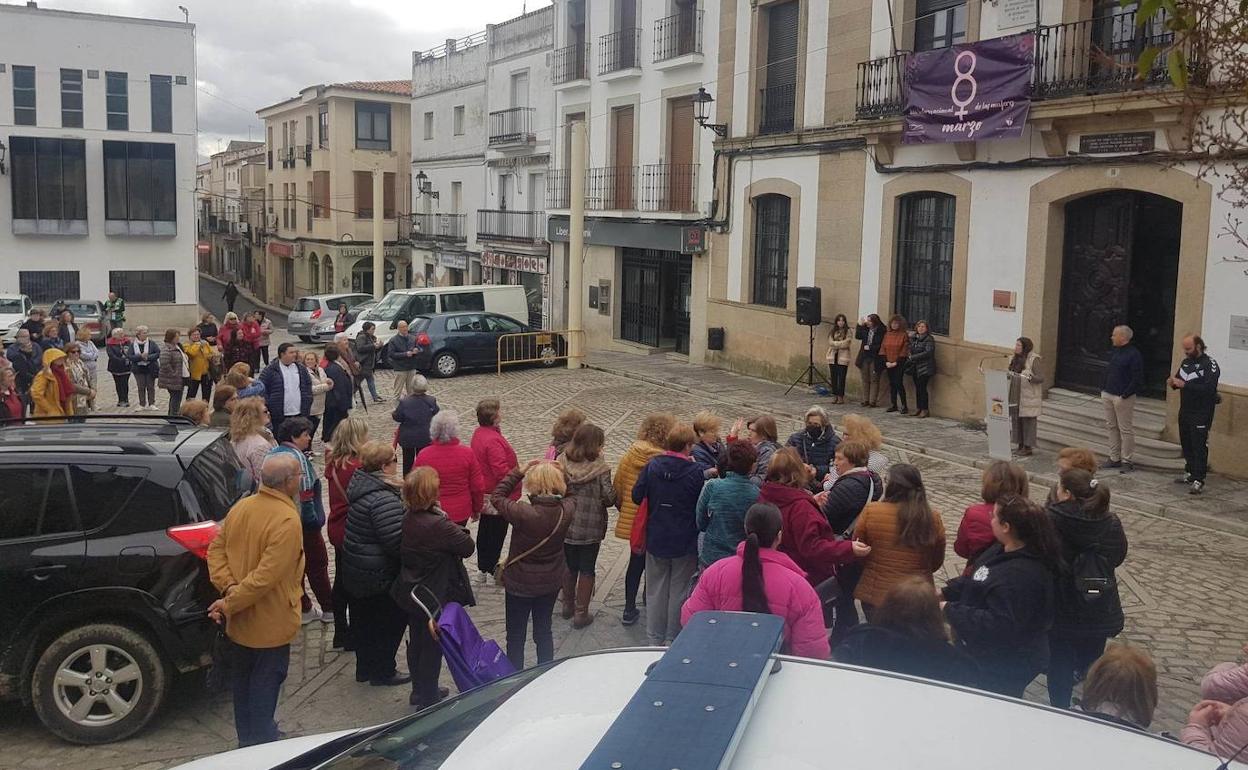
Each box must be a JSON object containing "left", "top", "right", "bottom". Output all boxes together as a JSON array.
[
  {"left": 681, "top": 502, "right": 829, "bottom": 660},
  {"left": 1182, "top": 643, "right": 1248, "bottom": 758}
]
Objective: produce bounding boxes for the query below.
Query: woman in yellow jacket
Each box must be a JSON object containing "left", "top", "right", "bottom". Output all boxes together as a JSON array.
[
  {"left": 613, "top": 412, "right": 675, "bottom": 626},
  {"left": 854, "top": 463, "right": 945, "bottom": 619},
  {"left": 30, "top": 348, "right": 77, "bottom": 420},
  {"left": 182, "top": 326, "right": 215, "bottom": 402}
]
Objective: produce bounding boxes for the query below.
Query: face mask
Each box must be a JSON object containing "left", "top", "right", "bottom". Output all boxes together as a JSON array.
[{"left": 806, "top": 425, "right": 822, "bottom": 439}]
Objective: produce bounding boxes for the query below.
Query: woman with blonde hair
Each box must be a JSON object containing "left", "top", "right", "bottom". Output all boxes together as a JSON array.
[
  {"left": 178, "top": 399, "right": 211, "bottom": 426},
  {"left": 62, "top": 341, "right": 96, "bottom": 419},
  {"left": 1080, "top": 644, "right": 1158, "bottom": 729},
  {"left": 490, "top": 460, "right": 574, "bottom": 669},
  {"left": 182, "top": 326, "right": 214, "bottom": 403},
  {"left": 73, "top": 327, "right": 99, "bottom": 410},
  {"left": 229, "top": 397, "right": 274, "bottom": 483},
  {"left": 545, "top": 407, "right": 587, "bottom": 460},
  {"left": 325, "top": 415, "right": 370, "bottom": 650},
  {"left": 303, "top": 350, "right": 333, "bottom": 438},
  {"left": 824, "top": 413, "right": 890, "bottom": 487},
  {"left": 613, "top": 412, "right": 676, "bottom": 626},
  {"left": 397, "top": 466, "right": 474, "bottom": 708}
]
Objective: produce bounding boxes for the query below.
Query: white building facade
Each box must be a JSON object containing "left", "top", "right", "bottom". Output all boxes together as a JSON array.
[
  {"left": 0, "top": 4, "right": 199, "bottom": 328},
  {"left": 548, "top": 0, "right": 718, "bottom": 355}
]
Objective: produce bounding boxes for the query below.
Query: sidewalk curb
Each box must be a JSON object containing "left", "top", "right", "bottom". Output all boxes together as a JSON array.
[
  {"left": 198, "top": 272, "right": 290, "bottom": 318},
  {"left": 584, "top": 361, "right": 1248, "bottom": 539}
]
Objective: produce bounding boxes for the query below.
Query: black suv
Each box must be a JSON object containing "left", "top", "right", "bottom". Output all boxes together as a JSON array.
[{"left": 0, "top": 417, "right": 245, "bottom": 744}]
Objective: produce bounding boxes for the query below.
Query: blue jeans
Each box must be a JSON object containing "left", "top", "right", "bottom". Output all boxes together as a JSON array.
[
  {"left": 231, "top": 643, "right": 290, "bottom": 747},
  {"left": 360, "top": 372, "right": 380, "bottom": 400}
]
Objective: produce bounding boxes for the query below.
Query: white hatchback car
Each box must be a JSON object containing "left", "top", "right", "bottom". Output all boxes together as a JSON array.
[
  {"left": 0, "top": 294, "right": 33, "bottom": 345},
  {"left": 174, "top": 612, "right": 1233, "bottom": 770}
]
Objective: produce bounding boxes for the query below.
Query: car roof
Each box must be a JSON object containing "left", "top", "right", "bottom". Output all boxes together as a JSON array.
[
  {"left": 0, "top": 418, "right": 219, "bottom": 457},
  {"left": 299, "top": 293, "right": 367, "bottom": 302}
]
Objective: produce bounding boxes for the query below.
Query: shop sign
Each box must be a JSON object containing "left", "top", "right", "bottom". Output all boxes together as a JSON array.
[
  {"left": 482, "top": 251, "right": 548, "bottom": 274},
  {"left": 437, "top": 252, "right": 468, "bottom": 270},
  {"left": 268, "top": 241, "right": 294, "bottom": 257},
  {"left": 548, "top": 217, "right": 706, "bottom": 254},
  {"left": 339, "top": 245, "right": 406, "bottom": 259},
  {"left": 682, "top": 226, "right": 706, "bottom": 254}
]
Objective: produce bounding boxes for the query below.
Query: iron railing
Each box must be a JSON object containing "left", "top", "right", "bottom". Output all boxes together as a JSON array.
[
  {"left": 546, "top": 168, "right": 571, "bottom": 209},
  {"left": 585, "top": 166, "right": 637, "bottom": 210},
  {"left": 654, "top": 9, "right": 703, "bottom": 62},
  {"left": 488, "top": 107, "right": 536, "bottom": 145},
  {"left": 758, "top": 83, "right": 797, "bottom": 135},
  {"left": 855, "top": 53, "right": 908, "bottom": 119},
  {"left": 477, "top": 209, "right": 546, "bottom": 243},
  {"left": 304, "top": 143, "right": 312, "bottom": 166},
  {"left": 599, "top": 28, "right": 641, "bottom": 74},
  {"left": 854, "top": 10, "right": 1199, "bottom": 118},
  {"left": 639, "top": 163, "right": 699, "bottom": 213},
  {"left": 410, "top": 212, "right": 466, "bottom": 240},
  {"left": 553, "top": 43, "right": 590, "bottom": 84}
]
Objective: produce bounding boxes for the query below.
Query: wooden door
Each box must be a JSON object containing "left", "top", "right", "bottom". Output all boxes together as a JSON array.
[
  {"left": 667, "top": 98, "right": 695, "bottom": 211},
  {"left": 1057, "top": 192, "right": 1135, "bottom": 393},
  {"left": 612, "top": 106, "right": 634, "bottom": 209}
]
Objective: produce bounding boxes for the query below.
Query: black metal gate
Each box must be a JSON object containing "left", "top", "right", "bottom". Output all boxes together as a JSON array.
[{"left": 621, "top": 249, "right": 660, "bottom": 347}]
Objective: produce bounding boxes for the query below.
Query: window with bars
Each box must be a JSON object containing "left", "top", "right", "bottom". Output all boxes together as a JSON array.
[
  {"left": 106, "top": 71, "right": 128, "bottom": 130},
  {"left": 894, "top": 192, "right": 955, "bottom": 336},
  {"left": 752, "top": 194, "right": 791, "bottom": 308},
  {"left": 13, "top": 65, "right": 36, "bottom": 126},
  {"left": 20, "top": 270, "right": 80, "bottom": 304},
  {"left": 109, "top": 270, "right": 176, "bottom": 303},
  {"left": 60, "top": 69, "right": 83, "bottom": 128},
  {"left": 150, "top": 75, "right": 172, "bottom": 133}
]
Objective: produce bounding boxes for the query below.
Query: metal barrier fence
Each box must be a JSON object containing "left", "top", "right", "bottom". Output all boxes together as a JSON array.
[{"left": 496, "top": 329, "right": 583, "bottom": 375}]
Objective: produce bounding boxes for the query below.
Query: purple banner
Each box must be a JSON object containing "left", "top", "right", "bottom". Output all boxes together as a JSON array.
[{"left": 902, "top": 33, "right": 1034, "bottom": 144}]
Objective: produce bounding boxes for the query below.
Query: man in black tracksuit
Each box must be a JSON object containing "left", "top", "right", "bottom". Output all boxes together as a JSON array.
[{"left": 1169, "top": 334, "right": 1220, "bottom": 495}]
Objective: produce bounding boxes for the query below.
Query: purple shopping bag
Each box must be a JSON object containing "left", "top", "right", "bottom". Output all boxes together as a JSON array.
[{"left": 436, "top": 602, "right": 516, "bottom": 692}]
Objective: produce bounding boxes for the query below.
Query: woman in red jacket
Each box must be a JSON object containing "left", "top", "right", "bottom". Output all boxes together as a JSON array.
[
  {"left": 759, "top": 448, "right": 870, "bottom": 625},
  {"left": 954, "top": 460, "right": 1029, "bottom": 575},
  {"left": 415, "top": 410, "right": 485, "bottom": 525},
  {"left": 325, "top": 415, "right": 370, "bottom": 651},
  {"left": 471, "top": 398, "right": 520, "bottom": 583},
  {"left": 240, "top": 311, "right": 264, "bottom": 373}
]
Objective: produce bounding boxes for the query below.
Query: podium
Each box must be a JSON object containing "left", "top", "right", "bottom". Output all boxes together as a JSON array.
[{"left": 983, "top": 368, "right": 1013, "bottom": 461}]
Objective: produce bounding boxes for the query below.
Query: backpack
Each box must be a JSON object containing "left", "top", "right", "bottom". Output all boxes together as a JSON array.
[{"left": 1071, "top": 548, "right": 1114, "bottom": 603}]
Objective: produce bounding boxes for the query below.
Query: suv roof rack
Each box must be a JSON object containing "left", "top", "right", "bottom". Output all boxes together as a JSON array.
[
  {"left": 0, "top": 414, "right": 197, "bottom": 449},
  {"left": 0, "top": 414, "right": 196, "bottom": 430},
  {"left": 579, "top": 612, "right": 784, "bottom": 770}
]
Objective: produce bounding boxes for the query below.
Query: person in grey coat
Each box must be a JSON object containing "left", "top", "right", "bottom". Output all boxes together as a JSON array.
[
  {"left": 907, "top": 321, "right": 937, "bottom": 418},
  {"left": 354, "top": 322, "right": 384, "bottom": 403}
]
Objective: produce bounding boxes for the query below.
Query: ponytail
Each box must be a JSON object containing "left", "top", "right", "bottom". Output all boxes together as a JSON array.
[
  {"left": 741, "top": 503, "right": 782, "bottom": 615},
  {"left": 1058, "top": 468, "right": 1110, "bottom": 517}
]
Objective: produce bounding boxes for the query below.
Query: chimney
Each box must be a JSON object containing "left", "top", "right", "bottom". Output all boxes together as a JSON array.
[
  {"left": 27, "top": 1, "right": 38, "bottom": 7},
  {"left": 446, "top": 38, "right": 457, "bottom": 53}
]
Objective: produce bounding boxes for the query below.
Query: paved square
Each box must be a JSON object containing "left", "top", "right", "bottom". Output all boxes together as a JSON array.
[{"left": 1, "top": 364, "right": 1244, "bottom": 768}]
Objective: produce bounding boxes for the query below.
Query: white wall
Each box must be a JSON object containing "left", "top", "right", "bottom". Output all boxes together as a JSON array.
[
  {"left": 1201, "top": 168, "right": 1248, "bottom": 387},
  {"left": 483, "top": 40, "right": 555, "bottom": 216},
  {"left": 0, "top": 7, "right": 198, "bottom": 311}
]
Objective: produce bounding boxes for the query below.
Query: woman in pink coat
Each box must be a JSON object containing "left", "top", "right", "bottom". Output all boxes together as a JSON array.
[
  {"left": 1183, "top": 643, "right": 1248, "bottom": 759},
  {"left": 414, "top": 410, "right": 485, "bottom": 525},
  {"left": 681, "top": 502, "right": 829, "bottom": 660}
]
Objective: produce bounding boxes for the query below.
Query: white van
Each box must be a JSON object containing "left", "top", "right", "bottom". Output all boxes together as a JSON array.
[{"left": 344, "top": 284, "right": 529, "bottom": 347}]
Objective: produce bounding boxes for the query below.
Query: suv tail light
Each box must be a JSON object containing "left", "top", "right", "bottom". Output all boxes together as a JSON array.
[
  {"left": 167, "top": 521, "right": 220, "bottom": 560},
  {"left": 416, "top": 332, "right": 431, "bottom": 347},
  {"left": 310, "top": 308, "right": 323, "bottom": 320}
]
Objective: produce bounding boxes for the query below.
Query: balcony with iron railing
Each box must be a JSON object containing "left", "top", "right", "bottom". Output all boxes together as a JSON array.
[
  {"left": 546, "top": 168, "right": 572, "bottom": 209},
  {"left": 545, "top": 167, "right": 640, "bottom": 211},
  {"left": 854, "top": 9, "right": 1200, "bottom": 120},
  {"left": 654, "top": 9, "right": 703, "bottom": 63},
  {"left": 477, "top": 209, "right": 546, "bottom": 243},
  {"left": 488, "top": 107, "right": 536, "bottom": 147},
  {"left": 758, "top": 82, "right": 797, "bottom": 135},
  {"left": 410, "top": 212, "right": 467, "bottom": 241},
  {"left": 553, "top": 43, "right": 590, "bottom": 85},
  {"left": 639, "top": 164, "right": 699, "bottom": 213},
  {"left": 599, "top": 28, "right": 641, "bottom": 76}
]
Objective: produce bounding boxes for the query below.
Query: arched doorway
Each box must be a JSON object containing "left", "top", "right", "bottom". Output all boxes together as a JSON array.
[
  {"left": 308, "top": 253, "right": 320, "bottom": 293},
  {"left": 352, "top": 258, "right": 397, "bottom": 295},
  {"left": 1056, "top": 190, "right": 1182, "bottom": 398},
  {"left": 324, "top": 257, "right": 334, "bottom": 294}
]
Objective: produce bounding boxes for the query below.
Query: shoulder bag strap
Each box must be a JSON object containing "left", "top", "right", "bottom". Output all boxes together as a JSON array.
[
  {"left": 497, "top": 503, "right": 566, "bottom": 573},
  {"left": 840, "top": 475, "right": 875, "bottom": 539}
]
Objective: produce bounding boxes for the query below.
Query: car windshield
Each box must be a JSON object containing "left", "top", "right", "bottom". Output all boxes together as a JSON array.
[
  {"left": 64, "top": 302, "right": 97, "bottom": 316},
  {"left": 0, "top": 299, "right": 22, "bottom": 314},
  {"left": 370, "top": 293, "right": 412, "bottom": 321},
  {"left": 295, "top": 298, "right": 321, "bottom": 312},
  {"left": 318, "top": 663, "right": 556, "bottom": 768}
]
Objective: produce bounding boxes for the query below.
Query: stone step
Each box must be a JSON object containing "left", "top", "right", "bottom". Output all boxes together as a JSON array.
[
  {"left": 1036, "top": 412, "right": 1183, "bottom": 456},
  {"left": 1042, "top": 388, "right": 1168, "bottom": 438},
  {"left": 1034, "top": 433, "right": 1188, "bottom": 471}
]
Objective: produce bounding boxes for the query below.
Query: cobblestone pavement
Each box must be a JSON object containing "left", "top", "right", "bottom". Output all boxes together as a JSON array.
[{"left": 2, "top": 362, "right": 1245, "bottom": 768}]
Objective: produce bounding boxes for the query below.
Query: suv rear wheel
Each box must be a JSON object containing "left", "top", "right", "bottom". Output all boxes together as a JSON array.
[{"left": 31, "top": 623, "right": 169, "bottom": 744}]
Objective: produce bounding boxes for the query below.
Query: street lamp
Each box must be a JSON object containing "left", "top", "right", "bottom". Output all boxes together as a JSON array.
[
  {"left": 692, "top": 87, "right": 727, "bottom": 138},
  {"left": 413, "top": 170, "right": 439, "bottom": 200}
]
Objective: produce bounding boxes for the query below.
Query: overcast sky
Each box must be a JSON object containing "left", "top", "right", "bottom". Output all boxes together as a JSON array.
[{"left": 34, "top": 0, "right": 550, "bottom": 158}]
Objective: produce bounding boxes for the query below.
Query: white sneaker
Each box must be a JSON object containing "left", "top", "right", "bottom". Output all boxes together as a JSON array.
[{"left": 301, "top": 608, "right": 322, "bottom": 625}]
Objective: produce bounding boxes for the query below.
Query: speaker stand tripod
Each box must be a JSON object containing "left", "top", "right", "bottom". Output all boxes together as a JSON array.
[{"left": 785, "top": 324, "right": 831, "bottom": 395}]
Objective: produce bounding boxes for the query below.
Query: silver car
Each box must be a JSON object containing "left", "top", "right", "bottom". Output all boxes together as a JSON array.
[{"left": 287, "top": 293, "right": 371, "bottom": 342}]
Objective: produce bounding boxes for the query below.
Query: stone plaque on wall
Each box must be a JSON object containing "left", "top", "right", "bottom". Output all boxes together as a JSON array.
[
  {"left": 1078, "top": 132, "right": 1156, "bottom": 154},
  {"left": 998, "top": 0, "right": 1036, "bottom": 30}
]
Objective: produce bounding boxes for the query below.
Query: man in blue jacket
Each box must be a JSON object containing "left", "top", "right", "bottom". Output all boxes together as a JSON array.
[
  {"left": 258, "top": 342, "right": 312, "bottom": 436},
  {"left": 1101, "top": 325, "right": 1144, "bottom": 473}
]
